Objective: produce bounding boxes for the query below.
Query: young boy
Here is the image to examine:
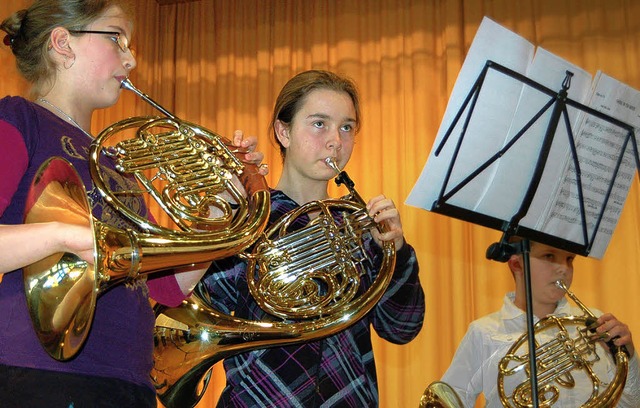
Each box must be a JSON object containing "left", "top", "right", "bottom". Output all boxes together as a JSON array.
[{"left": 441, "top": 239, "right": 640, "bottom": 407}]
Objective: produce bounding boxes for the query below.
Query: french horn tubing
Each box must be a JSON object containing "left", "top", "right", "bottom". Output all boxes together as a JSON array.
[
  {"left": 497, "top": 280, "right": 629, "bottom": 407},
  {"left": 151, "top": 157, "right": 397, "bottom": 408},
  {"left": 22, "top": 79, "right": 270, "bottom": 361},
  {"left": 419, "top": 381, "right": 464, "bottom": 408},
  {"left": 418, "top": 280, "right": 629, "bottom": 408}
]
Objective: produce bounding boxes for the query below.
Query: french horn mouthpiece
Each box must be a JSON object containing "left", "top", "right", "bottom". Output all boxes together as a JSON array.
[
  {"left": 325, "top": 157, "right": 341, "bottom": 173},
  {"left": 555, "top": 280, "right": 566, "bottom": 290}
]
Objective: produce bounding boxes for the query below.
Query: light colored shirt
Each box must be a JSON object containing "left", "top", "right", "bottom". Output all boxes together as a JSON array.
[{"left": 442, "top": 292, "right": 640, "bottom": 407}]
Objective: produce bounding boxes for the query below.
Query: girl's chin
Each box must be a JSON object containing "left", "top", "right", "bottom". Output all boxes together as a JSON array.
[{"left": 100, "top": 93, "right": 122, "bottom": 109}]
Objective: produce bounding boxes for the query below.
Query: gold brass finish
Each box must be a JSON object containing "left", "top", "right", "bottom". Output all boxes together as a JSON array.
[
  {"left": 418, "top": 280, "right": 629, "bottom": 408},
  {"left": 151, "top": 157, "right": 396, "bottom": 408},
  {"left": 419, "top": 381, "right": 464, "bottom": 408},
  {"left": 22, "top": 80, "right": 270, "bottom": 361},
  {"left": 497, "top": 280, "right": 628, "bottom": 407},
  {"left": 23, "top": 157, "right": 99, "bottom": 361}
]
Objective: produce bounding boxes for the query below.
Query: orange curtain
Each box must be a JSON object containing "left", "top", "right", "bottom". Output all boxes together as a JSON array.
[{"left": 2, "top": 1, "right": 640, "bottom": 407}]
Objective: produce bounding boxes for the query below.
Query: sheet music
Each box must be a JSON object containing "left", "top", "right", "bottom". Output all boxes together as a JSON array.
[
  {"left": 405, "top": 17, "right": 535, "bottom": 212},
  {"left": 406, "top": 17, "right": 640, "bottom": 259},
  {"left": 474, "top": 47, "right": 593, "bottom": 219},
  {"left": 537, "top": 72, "right": 640, "bottom": 258}
]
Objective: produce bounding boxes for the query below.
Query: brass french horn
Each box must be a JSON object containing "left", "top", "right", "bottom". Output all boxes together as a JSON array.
[
  {"left": 419, "top": 280, "right": 629, "bottom": 408},
  {"left": 497, "top": 280, "right": 629, "bottom": 407},
  {"left": 151, "top": 157, "right": 397, "bottom": 408},
  {"left": 23, "top": 79, "right": 270, "bottom": 361},
  {"left": 419, "top": 381, "right": 464, "bottom": 408}
]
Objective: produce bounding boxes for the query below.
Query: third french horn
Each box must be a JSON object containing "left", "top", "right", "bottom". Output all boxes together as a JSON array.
[
  {"left": 419, "top": 280, "right": 629, "bottom": 407},
  {"left": 498, "top": 280, "right": 628, "bottom": 407},
  {"left": 152, "top": 157, "right": 397, "bottom": 408}
]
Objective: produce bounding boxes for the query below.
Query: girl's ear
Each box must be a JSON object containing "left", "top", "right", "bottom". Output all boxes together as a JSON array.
[
  {"left": 49, "top": 27, "right": 75, "bottom": 60},
  {"left": 274, "top": 120, "right": 291, "bottom": 149}
]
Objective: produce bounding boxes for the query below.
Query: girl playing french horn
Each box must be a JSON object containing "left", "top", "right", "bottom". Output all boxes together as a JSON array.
[
  {"left": 201, "top": 69, "right": 426, "bottom": 407},
  {"left": 0, "top": 1, "right": 266, "bottom": 406}
]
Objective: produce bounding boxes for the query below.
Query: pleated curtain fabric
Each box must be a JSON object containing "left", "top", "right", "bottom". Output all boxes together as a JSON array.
[{"left": 2, "top": 1, "right": 639, "bottom": 407}]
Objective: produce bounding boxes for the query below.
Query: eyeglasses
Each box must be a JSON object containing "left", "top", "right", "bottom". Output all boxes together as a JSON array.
[{"left": 68, "top": 30, "right": 133, "bottom": 55}]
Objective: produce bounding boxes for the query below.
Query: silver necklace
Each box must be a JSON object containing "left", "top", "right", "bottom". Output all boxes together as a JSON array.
[{"left": 38, "top": 98, "right": 94, "bottom": 140}]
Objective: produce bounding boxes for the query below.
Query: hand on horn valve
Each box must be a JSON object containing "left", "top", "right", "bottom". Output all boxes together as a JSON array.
[
  {"left": 367, "top": 195, "right": 405, "bottom": 251},
  {"left": 593, "top": 313, "right": 634, "bottom": 358},
  {"left": 233, "top": 129, "right": 269, "bottom": 176}
]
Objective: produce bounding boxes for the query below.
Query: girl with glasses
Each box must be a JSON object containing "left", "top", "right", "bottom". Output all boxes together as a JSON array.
[{"left": 0, "top": 1, "right": 265, "bottom": 406}]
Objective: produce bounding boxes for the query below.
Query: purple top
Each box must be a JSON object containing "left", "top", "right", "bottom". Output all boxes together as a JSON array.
[{"left": 0, "top": 96, "right": 184, "bottom": 391}]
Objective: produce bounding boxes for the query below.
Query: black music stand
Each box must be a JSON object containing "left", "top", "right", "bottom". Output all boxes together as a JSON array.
[{"left": 427, "top": 60, "right": 640, "bottom": 407}]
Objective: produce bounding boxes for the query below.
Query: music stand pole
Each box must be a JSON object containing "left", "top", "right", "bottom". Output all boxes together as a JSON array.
[
  {"left": 487, "top": 237, "right": 538, "bottom": 406},
  {"left": 520, "top": 239, "right": 538, "bottom": 407}
]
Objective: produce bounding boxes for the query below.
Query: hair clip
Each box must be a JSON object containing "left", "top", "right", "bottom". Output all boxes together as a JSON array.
[{"left": 3, "top": 34, "right": 14, "bottom": 47}]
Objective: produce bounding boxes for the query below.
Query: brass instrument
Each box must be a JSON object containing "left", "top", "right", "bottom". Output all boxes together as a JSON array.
[
  {"left": 419, "top": 381, "right": 464, "bottom": 408},
  {"left": 23, "top": 79, "right": 270, "bottom": 361},
  {"left": 497, "top": 280, "right": 629, "bottom": 407},
  {"left": 151, "top": 157, "right": 397, "bottom": 408},
  {"left": 419, "top": 280, "right": 629, "bottom": 408}
]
